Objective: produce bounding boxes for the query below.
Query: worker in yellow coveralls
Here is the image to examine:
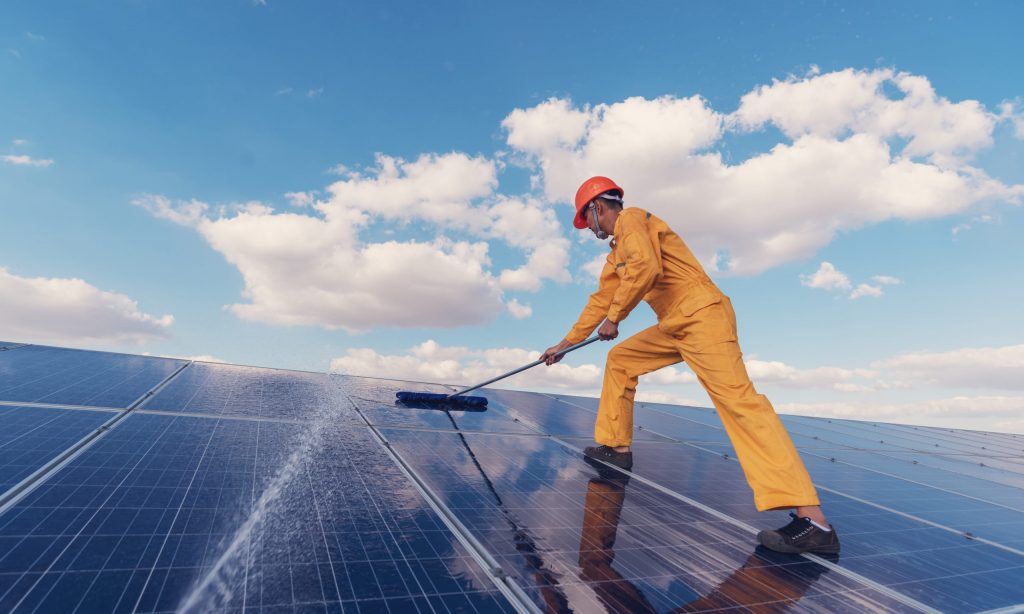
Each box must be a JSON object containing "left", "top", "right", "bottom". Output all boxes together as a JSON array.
[{"left": 541, "top": 176, "right": 840, "bottom": 554}]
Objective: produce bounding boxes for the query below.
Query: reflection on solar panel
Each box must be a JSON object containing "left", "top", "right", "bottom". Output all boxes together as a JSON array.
[{"left": 1, "top": 343, "right": 1022, "bottom": 612}]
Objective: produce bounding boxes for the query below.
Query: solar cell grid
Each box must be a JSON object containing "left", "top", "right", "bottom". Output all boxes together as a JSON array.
[
  {"left": 337, "top": 374, "right": 538, "bottom": 434},
  {"left": 140, "top": 362, "right": 363, "bottom": 423},
  {"left": 379, "top": 427, "right": 921, "bottom": 613},
  {"left": 0, "top": 406, "right": 117, "bottom": 494},
  {"left": 782, "top": 415, "right": 1024, "bottom": 457},
  {"left": 0, "top": 347, "right": 186, "bottom": 409},
  {"left": 1, "top": 344, "right": 1021, "bottom": 613},
  {"left": 0, "top": 412, "right": 512, "bottom": 612},
  {"left": 483, "top": 388, "right": 674, "bottom": 442}
]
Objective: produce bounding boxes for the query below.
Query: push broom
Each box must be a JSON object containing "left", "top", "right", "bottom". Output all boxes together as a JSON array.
[{"left": 396, "top": 335, "right": 600, "bottom": 408}]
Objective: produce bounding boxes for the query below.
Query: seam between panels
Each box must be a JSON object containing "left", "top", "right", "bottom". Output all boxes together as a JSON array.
[
  {"left": 0, "top": 361, "right": 194, "bottom": 518},
  {"left": 344, "top": 396, "right": 540, "bottom": 614},
  {"left": 536, "top": 393, "right": 1024, "bottom": 551},
  {"left": 488, "top": 395, "right": 941, "bottom": 614}
]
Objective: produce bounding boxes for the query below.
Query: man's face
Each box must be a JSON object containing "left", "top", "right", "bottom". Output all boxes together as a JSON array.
[{"left": 587, "top": 202, "right": 610, "bottom": 240}]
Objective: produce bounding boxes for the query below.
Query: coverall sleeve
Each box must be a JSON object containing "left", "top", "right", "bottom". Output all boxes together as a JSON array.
[
  {"left": 606, "top": 214, "right": 662, "bottom": 324},
  {"left": 564, "top": 257, "right": 620, "bottom": 344}
]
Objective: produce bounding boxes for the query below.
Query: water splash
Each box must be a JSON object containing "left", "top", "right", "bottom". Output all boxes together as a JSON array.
[{"left": 178, "top": 388, "right": 347, "bottom": 612}]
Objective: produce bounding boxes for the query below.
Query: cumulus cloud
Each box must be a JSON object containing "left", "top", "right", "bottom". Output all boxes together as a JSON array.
[
  {"left": 872, "top": 344, "right": 1024, "bottom": 390},
  {"left": 139, "top": 151, "right": 575, "bottom": 331},
  {"left": 2, "top": 154, "right": 53, "bottom": 168},
  {"left": 849, "top": 283, "right": 883, "bottom": 299},
  {"left": 506, "top": 298, "right": 532, "bottom": 319},
  {"left": 329, "top": 340, "right": 602, "bottom": 392},
  {"left": 800, "top": 261, "right": 851, "bottom": 291},
  {"left": 777, "top": 396, "right": 1024, "bottom": 434},
  {"left": 0, "top": 267, "right": 173, "bottom": 346},
  {"left": 133, "top": 194, "right": 209, "bottom": 226},
  {"left": 952, "top": 214, "right": 995, "bottom": 236},
  {"left": 746, "top": 360, "right": 877, "bottom": 390},
  {"left": 503, "top": 69, "right": 1023, "bottom": 276},
  {"left": 801, "top": 262, "right": 895, "bottom": 299}
]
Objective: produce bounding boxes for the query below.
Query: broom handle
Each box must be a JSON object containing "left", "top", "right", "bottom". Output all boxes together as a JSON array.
[{"left": 446, "top": 335, "right": 601, "bottom": 399}]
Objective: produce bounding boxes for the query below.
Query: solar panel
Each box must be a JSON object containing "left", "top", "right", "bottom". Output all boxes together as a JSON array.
[
  {"left": 138, "top": 362, "right": 361, "bottom": 422},
  {"left": 0, "top": 413, "right": 513, "bottom": 611},
  {"left": 377, "top": 427, "right": 920, "bottom": 612},
  {"left": 0, "top": 406, "right": 116, "bottom": 493},
  {"left": 0, "top": 346, "right": 186, "bottom": 408},
  {"left": 0, "top": 343, "right": 1021, "bottom": 612}
]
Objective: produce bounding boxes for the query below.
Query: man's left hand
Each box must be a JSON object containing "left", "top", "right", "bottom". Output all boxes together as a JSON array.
[{"left": 598, "top": 319, "right": 619, "bottom": 340}]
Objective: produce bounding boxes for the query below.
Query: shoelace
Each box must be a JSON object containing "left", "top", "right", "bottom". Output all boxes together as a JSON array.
[{"left": 778, "top": 512, "right": 815, "bottom": 539}]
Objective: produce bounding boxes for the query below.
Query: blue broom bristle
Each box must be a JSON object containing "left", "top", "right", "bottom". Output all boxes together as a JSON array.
[{"left": 396, "top": 391, "right": 488, "bottom": 408}]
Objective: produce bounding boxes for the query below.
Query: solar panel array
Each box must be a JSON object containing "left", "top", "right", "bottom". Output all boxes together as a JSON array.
[{"left": 0, "top": 343, "right": 1022, "bottom": 613}]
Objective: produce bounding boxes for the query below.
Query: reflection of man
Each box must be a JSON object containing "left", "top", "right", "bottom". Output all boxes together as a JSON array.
[
  {"left": 578, "top": 464, "right": 830, "bottom": 613},
  {"left": 544, "top": 176, "right": 839, "bottom": 554}
]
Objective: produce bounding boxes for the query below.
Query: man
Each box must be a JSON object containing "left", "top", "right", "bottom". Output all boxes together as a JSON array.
[{"left": 541, "top": 176, "right": 839, "bottom": 555}]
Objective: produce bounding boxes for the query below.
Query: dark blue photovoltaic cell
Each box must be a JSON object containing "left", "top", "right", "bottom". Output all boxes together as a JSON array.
[
  {"left": 481, "top": 388, "right": 674, "bottom": 442},
  {"left": 589, "top": 438, "right": 1024, "bottom": 610},
  {"left": 0, "top": 346, "right": 185, "bottom": 408},
  {"left": 139, "top": 362, "right": 363, "bottom": 422},
  {"left": 379, "top": 428, "right": 919, "bottom": 613},
  {"left": 0, "top": 413, "right": 512, "bottom": 612},
  {"left": 781, "top": 415, "right": 1024, "bottom": 457},
  {"left": 0, "top": 406, "right": 116, "bottom": 492},
  {"left": 336, "top": 374, "right": 537, "bottom": 434}
]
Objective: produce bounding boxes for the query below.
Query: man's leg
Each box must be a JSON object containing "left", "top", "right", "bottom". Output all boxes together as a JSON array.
[
  {"left": 595, "top": 325, "right": 683, "bottom": 449},
  {"left": 673, "top": 299, "right": 820, "bottom": 512}
]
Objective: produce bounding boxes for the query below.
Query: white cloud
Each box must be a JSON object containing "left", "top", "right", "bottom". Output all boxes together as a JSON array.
[
  {"left": 2, "top": 154, "right": 53, "bottom": 168},
  {"left": 329, "top": 340, "right": 602, "bottom": 392},
  {"left": 581, "top": 253, "right": 606, "bottom": 281},
  {"left": 872, "top": 344, "right": 1024, "bottom": 390},
  {"left": 306, "top": 87, "right": 323, "bottom": 98},
  {"left": 999, "top": 100, "right": 1024, "bottom": 140},
  {"left": 133, "top": 194, "right": 209, "bottom": 226},
  {"left": 634, "top": 390, "right": 703, "bottom": 406},
  {"left": 8, "top": 49, "right": 20, "bottom": 59},
  {"left": 25, "top": 32, "right": 45, "bottom": 42},
  {"left": 140, "top": 151, "right": 576, "bottom": 331},
  {"left": 0, "top": 267, "right": 173, "bottom": 346},
  {"left": 800, "top": 261, "right": 851, "bottom": 291},
  {"left": 284, "top": 191, "right": 315, "bottom": 207},
  {"left": 12, "top": 139, "right": 29, "bottom": 146},
  {"left": 778, "top": 396, "right": 1024, "bottom": 434},
  {"left": 506, "top": 299, "right": 532, "bottom": 319},
  {"left": 849, "top": 283, "right": 883, "bottom": 299},
  {"left": 275, "top": 87, "right": 293, "bottom": 96},
  {"left": 641, "top": 366, "right": 697, "bottom": 385},
  {"left": 746, "top": 359, "right": 876, "bottom": 389},
  {"left": 872, "top": 275, "right": 901, "bottom": 285},
  {"left": 952, "top": 214, "right": 995, "bottom": 236},
  {"left": 503, "top": 70, "right": 1023, "bottom": 276}
]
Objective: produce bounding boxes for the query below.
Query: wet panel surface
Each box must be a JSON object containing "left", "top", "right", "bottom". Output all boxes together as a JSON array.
[
  {"left": 340, "top": 374, "right": 537, "bottom": 434},
  {"left": 0, "top": 413, "right": 511, "bottom": 612},
  {"left": 482, "top": 388, "right": 674, "bottom": 442},
  {"left": 0, "top": 347, "right": 186, "bottom": 409},
  {"left": 383, "top": 427, "right": 920, "bottom": 613},
  {"left": 140, "top": 363, "right": 362, "bottom": 422}
]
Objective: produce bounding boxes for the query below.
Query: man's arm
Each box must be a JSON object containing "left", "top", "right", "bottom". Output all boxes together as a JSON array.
[
  {"left": 606, "top": 214, "right": 661, "bottom": 324},
  {"left": 541, "top": 258, "right": 620, "bottom": 365}
]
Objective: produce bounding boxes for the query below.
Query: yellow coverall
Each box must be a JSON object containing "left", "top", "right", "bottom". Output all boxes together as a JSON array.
[{"left": 564, "top": 207, "right": 819, "bottom": 511}]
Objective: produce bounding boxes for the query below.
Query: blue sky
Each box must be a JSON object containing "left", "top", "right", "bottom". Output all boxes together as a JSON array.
[{"left": 3, "top": 1, "right": 1023, "bottom": 432}]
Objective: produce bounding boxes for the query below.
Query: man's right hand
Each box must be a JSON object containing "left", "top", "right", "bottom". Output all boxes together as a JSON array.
[{"left": 540, "top": 339, "right": 573, "bottom": 366}]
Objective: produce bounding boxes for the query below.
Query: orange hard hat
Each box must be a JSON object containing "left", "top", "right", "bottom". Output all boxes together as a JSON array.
[{"left": 573, "top": 176, "right": 624, "bottom": 229}]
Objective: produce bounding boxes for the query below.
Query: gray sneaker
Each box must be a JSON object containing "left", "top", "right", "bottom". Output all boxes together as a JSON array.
[
  {"left": 583, "top": 445, "right": 633, "bottom": 470},
  {"left": 757, "top": 513, "right": 841, "bottom": 554}
]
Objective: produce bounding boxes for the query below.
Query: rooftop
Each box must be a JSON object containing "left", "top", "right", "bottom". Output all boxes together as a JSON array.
[{"left": 0, "top": 342, "right": 1022, "bottom": 612}]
